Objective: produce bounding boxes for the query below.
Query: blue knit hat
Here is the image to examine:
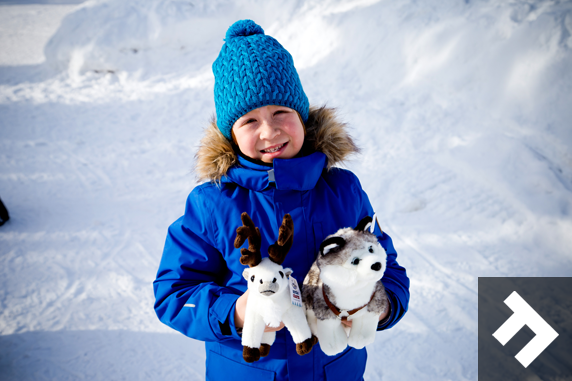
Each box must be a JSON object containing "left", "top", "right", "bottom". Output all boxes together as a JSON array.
[{"left": 212, "top": 20, "right": 309, "bottom": 140}]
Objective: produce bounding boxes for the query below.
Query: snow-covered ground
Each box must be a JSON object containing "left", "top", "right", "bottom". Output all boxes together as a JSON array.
[{"left": 1, "top": 0, "right": 571, "bottom": 379}]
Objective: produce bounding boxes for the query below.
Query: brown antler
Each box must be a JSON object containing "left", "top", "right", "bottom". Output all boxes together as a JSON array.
[
  {"left": 234, "top": 212, "right": 262, "bottom": 267},
  {"left": 268, "top": 214, "right": 294, "bottom": 265}
]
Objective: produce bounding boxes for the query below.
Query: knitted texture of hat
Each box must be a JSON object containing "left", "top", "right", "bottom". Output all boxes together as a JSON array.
[{"left": 212, "top": 19, "right": 309, "bottom": 140}]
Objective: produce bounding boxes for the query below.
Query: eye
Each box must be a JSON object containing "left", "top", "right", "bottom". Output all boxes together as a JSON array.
[
  {"left": 250, "top": 275, "right": 255, "bottom": 282},
  {"left": 279, "top": 271, "right": 284, "bottom": 278},
  {"left": 369, "top": 246, "right": 374, "bottom": 253},
  {"left": 272, "top": 278, "right": 277, "bottom": 283},
  {"left": 244, "top": 118, "right": 256, "bottom": 125},
  {"left": 260, "top": 279, "right": 263, "bottom": 284},
  {"left": 351, "top": 257, "right": 360, "bottom": 265}
]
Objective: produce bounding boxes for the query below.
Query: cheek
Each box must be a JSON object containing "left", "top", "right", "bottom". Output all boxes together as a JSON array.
[
  {"left": 285, "top": 122, "right": 305, "bottom": 152},
  {"left": 234, "top": 130, "right": 259, "bottom": 156},
  {"left": 292, "top": 129, "right": 304, "bottom": 149}
]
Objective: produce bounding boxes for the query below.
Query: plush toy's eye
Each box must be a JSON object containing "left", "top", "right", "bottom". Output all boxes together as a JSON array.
[
  {"left": 369, "top": 246, "right": 374, "bottom": 253},
  {"left": 260, "top": 279, "right": 263, "bottom": 284},
  {"left": 272, "top": 278, "right": 277, "bottom": 283},
  {"left": 250, "top": 275, "right": 255, "bottom": 282},
  {"left": 279, "top": 271, "right": 284, "bottom": 278},
  {"left": 351, "top": 257, "right": 360, "bottom": 265}
]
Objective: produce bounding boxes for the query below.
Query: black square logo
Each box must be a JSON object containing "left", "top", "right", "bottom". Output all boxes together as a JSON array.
[{"left": 478, "top": 277, "right": 572, "bottom": 380}]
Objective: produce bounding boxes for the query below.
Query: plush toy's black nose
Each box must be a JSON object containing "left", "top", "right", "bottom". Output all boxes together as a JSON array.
[{"left": 371, "top": 262, "right": 382, "bottom": 271}]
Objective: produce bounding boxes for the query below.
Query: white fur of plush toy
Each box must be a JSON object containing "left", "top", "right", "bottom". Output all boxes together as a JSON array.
[
  {"left": 235, "top": 212, "right": 316, "bottom": 363},
  {"left": 241, "top": 259, "right": 312, "bottom": 357},
  {"left": 302, "top": 216, "right": 389, "bottom": 356}
]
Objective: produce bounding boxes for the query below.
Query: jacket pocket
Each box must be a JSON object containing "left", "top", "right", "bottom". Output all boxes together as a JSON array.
[
  {"left": 206, "top": 350, "right": 276, "bottom": 381},
  {"left": 324, "top": 348, "right": 367, "bottom": 381}
]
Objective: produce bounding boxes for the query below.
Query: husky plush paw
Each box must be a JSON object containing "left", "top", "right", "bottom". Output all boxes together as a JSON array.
[
  {"left": 317, "top": 324, "right": 348, "bottom": 356},
  {"left": 347, "top": 330, "right": 375, "bottom": 349}
]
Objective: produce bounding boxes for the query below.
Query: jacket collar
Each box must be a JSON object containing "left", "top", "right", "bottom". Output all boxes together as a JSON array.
[{"left": 223, "top": 152, "right": 327, "bottom": 191}]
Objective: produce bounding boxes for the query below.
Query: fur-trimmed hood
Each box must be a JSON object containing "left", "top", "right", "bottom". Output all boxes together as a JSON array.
[{"left": 195, "top": 106, "right": 360, "bottom": 183}]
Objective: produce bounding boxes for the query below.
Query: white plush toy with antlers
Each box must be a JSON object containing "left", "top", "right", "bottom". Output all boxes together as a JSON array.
[
  {"left": 302, "top": 216, "right": 389, "bottom": 356},
  {"left": 235, "top": 212, "right": 317, "bottom": 363}
]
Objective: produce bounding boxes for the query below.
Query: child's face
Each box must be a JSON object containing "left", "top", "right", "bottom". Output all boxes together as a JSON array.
[{"left": 232, "top": 105, "right": 305, "bottom": 163}]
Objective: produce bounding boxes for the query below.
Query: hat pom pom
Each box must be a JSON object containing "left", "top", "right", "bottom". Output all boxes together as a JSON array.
[{"left": 225, "top": 19, "right": 264, "bottom": 41}]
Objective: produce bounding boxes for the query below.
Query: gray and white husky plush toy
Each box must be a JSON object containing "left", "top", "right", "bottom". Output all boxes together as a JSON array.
[
  {"left": 302, "top": 216, "right": 389, "bottom": 356},
  {"left": 235, "top": 212, "right": 317, "bottom": 363}
]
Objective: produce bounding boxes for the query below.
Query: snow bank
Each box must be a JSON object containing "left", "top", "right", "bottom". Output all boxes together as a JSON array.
[
  {"left": 43, "top": 0, "right": 298, "bottom": 78},
  {"left": 44, "top": 0, "right": 207, "bottom": 79}
]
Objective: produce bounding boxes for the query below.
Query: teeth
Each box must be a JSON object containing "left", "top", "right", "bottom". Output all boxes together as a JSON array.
[{"left": 262, "top": 143, "right": 285, "bottom": 153}]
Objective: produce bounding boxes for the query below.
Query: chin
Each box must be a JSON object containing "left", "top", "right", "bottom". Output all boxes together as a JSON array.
[{"left": 278, "top": 147, "right": 300, "bottom": 160}]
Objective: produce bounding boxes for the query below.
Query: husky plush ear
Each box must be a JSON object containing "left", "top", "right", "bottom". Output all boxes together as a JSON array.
[
  {"left": 319, "top": 236, "right": 346, "bottom": 256},
  {"left": 355, "top": 216, "right": 373, "bottom": 232}
]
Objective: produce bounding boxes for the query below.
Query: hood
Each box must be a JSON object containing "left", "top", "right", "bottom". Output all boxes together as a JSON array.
[{"left": 194, "top": 106, "right": 360, "bottom": 183}]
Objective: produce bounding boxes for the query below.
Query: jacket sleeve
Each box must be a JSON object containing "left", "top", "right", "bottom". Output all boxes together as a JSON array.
[
  {"left": 153, "top": 186, "right": 242, "bottom": 342},
  {"left": 354, "top": 178, "right": 410, "bottom": 331}
]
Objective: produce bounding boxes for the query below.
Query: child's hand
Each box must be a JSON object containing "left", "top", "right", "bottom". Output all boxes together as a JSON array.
[{"left": 234, "top": 289, "right": 285, "bottom": 332}]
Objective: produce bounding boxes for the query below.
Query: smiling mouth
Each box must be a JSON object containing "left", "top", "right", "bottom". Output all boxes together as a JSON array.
[
  {"left": 261, "top": 142, "right": 287, "bottom": 154},
  {"left": 260, "top": 290, "right": 275, "bottom": 295}
]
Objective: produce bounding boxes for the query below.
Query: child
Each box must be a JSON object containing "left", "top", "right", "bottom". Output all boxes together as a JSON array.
[{"left": 154, "top": 19, "right": 409, "bottom": 381}]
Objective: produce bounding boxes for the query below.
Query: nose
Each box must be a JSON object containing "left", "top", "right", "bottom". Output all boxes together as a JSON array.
[
  {"left": 371, "top": 262, "right": 382, "bottom": 271},
  {"left": 259, "top": 120, "right": 279, "bottom": 140}
]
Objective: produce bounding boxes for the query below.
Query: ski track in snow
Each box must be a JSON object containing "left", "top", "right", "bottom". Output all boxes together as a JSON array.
[{"left": 1, "top": 0, "right": 571, "bottom": 380}]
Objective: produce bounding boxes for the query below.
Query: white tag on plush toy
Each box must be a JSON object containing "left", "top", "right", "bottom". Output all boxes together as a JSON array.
[{"left": 288, "top": 276, "right": 302, "bottom": 307}]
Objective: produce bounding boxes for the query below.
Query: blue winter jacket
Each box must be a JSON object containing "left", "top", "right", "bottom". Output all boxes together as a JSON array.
[{"left": 154, "top": 107, "right": 409, "bottom": 381}]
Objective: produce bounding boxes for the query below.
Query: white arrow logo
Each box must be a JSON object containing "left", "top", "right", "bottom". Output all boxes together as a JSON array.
[{"left": 492, "top": 291, "right": 559, "bottom": 368}]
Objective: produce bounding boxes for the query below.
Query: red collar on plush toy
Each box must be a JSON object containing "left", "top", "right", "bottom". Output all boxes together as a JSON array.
[{"left": 322, "top": 286, "right": 375, "bottom": 321}]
